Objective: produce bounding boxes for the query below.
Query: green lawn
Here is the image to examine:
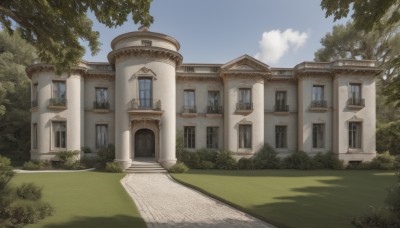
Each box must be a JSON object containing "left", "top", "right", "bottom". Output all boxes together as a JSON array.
[
  {"left": 172, "top": 170, "right": 396, "bottom": 228},
  {"left": 12, "top": 172, "right": 146, "bottom": 228}
]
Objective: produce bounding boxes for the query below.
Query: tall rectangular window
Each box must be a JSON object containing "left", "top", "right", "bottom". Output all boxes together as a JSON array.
[
  {"left": 239, "top": 124, "right": 252, "bottom": 148},
  {"left": 238, "top": 88, "right": 251, "bottom": 110},
  {"left": 32, "top": 83, "right": 38, "bottom": 107},
  {"left": 53, "top": 121, "right": 66, "bottom": 148},
  {"left": 312, "top": 124, "right": 325, "bottom": 148},
  {"left": 208, "top": 91, "right": 220, "bottom": 113},
  {"left": 349, "top": 83, "right": 362, "bottom": 102},
  {"left": 32, "top": 123, "right": 38, "bottom": 149},
  {"left": 139, "top": 78, "right": 152, "bottom": 108},
  {"left": 206, "top": 127, "right": 218, "bottom": 149},
  {"left": 349, "top": 122, "right": 362, "bottom": 149},
  {"left": 183, "top": 90, "right": 196, "bottom": 112},
  {"left": 95, "top": 88, "right": 108, "bottom": 109},
  {"left": 275, "top": 91, "right": 287, "bottom": 111},
  {"left": 275, "top": 126, "right": 287, "bottom": 148},
  {"left": 96, "top": 124, "right": 108, "bottom": 149},
  {"left": 184, "top": 126, "right": 195, "bottom": 148},
  {"left": 312, "top": 85, "right": 324, "bottom": 101},
  {"left": 52, "top": 81, "right": 66, "bottom": 103}
]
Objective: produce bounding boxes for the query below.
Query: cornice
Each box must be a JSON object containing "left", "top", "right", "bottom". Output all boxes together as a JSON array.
[
  {"left": 176, "top": 73, "right": 222, "bottom": 82},
  {"left": 107, "top": 46, "right": 183, "bottom": 67},
  {"left": 111, "top": 31, "right": 180, "bottom": 50},
  {"left": 220, "top": 71, "right": 272, "bottom": 80},
  {"left": 26, "top": 64, "right": 87, "bottom": 79}
]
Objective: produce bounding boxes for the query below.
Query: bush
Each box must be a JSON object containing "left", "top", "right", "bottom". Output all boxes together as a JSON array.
[
  {"left": 180, "top": 150, "right": 201, "bottom": 169},
  {"left": 215, "top": 150, "right": 237, "bottom": 170},
  {"left": 284, "top": 151, "right": 320, "bottom": 170},
  {"left": 238, "top": 157, "right": 254, "bottom": 169},
  {"left": 176, "top": 131, "right": 184, "bottom": 162},
  {"left": 352, "top": 207, "right": 397, "bottom": 228},
  {"left": 5, "top": 201, "right": 54, "bottom": 226},
  {"left": 253, "top": 144, "right": 281, "bottom": 169},
  {"left": 197, "top": 149, "right": 218, "bottom": 163},
  {"left": 81, "top": 147, "right": 93, "bottom": 154},
  {"left": 370, "top": 152, "right": 398, "bottom": 170},
  {"left": 97, "top": 144, "right": 115, "bottom": 166},
  {"left": 104, "top": 162, "right": 123, "bottom": 173},
  {"left": 80, "top": 156, "right": 97, "bottom": 169},
  {"left": 199, "top": 161, "right": 215, "bottom": 169},
  {"left": 313, "top": 152, "right": 344, "bottom": 169},
  {"left": 169, "top": 163, "right": 189, "bottom": 173},
  {"left": 22, "top": 160, "right": 52, "bottom": 170},
  {"left": 0, "top": 156, "right": 12, "bottom": 170},
  {"left": 56, "top": 150, "right": 83, "bottom": 170},
  {"left": 16, "top": 183, "right": 42, "bottom": 201}
]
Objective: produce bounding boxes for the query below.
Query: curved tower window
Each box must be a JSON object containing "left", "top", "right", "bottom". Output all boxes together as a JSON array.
[{"left": 138, "top": 78, "right": 152, "bottom": 109}]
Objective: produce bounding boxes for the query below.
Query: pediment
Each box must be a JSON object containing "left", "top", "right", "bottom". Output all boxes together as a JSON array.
[
  {"left": 221, "top": 55, "right": 270, "bottom": 72},
  {"left": 133, "top": 67, "right": 157, "bottom": 79}
]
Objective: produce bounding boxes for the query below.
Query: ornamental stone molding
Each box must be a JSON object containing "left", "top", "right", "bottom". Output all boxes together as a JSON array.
[{"left": 107, "top": 46, "right": 183, "bottom": 67}]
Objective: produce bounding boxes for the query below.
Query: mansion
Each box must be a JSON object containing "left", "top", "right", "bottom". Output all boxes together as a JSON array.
[{"left": 27, "top": 27, "right": 380, "bottom": 169}]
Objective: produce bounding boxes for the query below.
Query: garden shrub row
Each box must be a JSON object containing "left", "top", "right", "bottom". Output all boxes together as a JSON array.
[{"left": 178, "top": 144, "right": 399, "bottom": 171}]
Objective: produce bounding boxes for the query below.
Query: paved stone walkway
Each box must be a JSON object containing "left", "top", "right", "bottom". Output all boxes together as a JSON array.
[{"left": 121, "top": 173, "right": 275, "bottom": 228}]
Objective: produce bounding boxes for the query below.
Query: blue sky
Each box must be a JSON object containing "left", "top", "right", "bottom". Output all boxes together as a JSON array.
[{"left": 83, "top": 0, "right": 350, "bottom": 67}]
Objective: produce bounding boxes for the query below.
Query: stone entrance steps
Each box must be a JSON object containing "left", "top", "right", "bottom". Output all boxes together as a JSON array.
[{"left": 125, "top": 159, "right": 167, "bottom": 173}]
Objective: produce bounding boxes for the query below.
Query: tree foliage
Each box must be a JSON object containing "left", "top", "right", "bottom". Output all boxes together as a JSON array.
[
  {"left": 0, "top": 31, "right": 34, "bottom": 155},
  {"left": 321, "top": 0, "right": 400, "bottom": 31},
  {"left": 0, "top": 0, "right": 153, "bottom": 73}
]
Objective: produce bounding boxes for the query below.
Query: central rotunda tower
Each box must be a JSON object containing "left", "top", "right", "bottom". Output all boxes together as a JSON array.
[{"left": 108, "top": 26, "right": 182, "bottom": 169}]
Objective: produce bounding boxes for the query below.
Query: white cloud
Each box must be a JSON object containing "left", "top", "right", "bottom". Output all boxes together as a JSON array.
[{"left": 254, "top": 29, "right": 308, "bottom": 65}]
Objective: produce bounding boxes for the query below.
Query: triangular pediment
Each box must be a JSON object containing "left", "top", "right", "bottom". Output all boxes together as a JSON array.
[
  {"left": 133, "top": 67, "right": 157, "bottom": 80},
  {"left": 221, "top": 55, "right": 270, "bottom": 72}
]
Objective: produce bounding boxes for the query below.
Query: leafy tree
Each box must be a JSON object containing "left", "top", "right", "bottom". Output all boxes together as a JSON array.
[
  {"left": 0, "top": 31, "right": 34, "bottom": 156},
  {"left": 321, "top": 0, "right": 400, "bottom": 31},
  {"left": 0, "top": 0, "right": 153, "bottom": 73}
]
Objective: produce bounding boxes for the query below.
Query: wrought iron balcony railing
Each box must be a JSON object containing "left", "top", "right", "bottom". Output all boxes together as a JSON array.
[
  {"left": 347, "top": 98, "right": 365, "bottom": 107},
  {"left": 236, "top": 102, "right": 253, "bottom": 111},
  {"left": 49, "top": 98, "right": 67, "bottom": 107},
  {"left": 207, "top": 105, "right": 223, "bottom": 114},
  {"left": 311, "top": 100, "right": 327, "bottom": 108},
  {"left": 93, "top": 101, "right": 110, "bottom": 110},
  {"left": 182, "top": 105, "right": 197, "bottom": 113},
  {"left": 274, "top": 104, "right": 289, "bottom": 112},
  {"left": 131, "top": 99, "right": 161, "bottom": 110}
]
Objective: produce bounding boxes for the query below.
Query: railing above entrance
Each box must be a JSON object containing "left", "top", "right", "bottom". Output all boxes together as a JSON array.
[{"left": 131, "top": 99, "right": 161, "bottom": 111}]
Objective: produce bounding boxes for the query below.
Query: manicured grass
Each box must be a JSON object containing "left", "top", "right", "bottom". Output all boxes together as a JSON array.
[
  {"left": 11, "top": 172, "right": 146, "bottom": 228},
  {"left": 172, "top": 170, "right": 396, "bottom": 228}
]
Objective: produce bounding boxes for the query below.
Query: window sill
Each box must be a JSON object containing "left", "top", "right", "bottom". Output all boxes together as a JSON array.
[
  {"left": 347, "top": 148, "right": 363, "bottom": 153},
  {"left": 273, "top": 111, "right": 290, "bottom": 115},
  {"left": 182, "top": 112, "right": 198, "bottom": 117},
  {"left": 205, "top": 113, "right": 223, "bottom": 118},
  {"left": 235, "top": 109, "right": 253, "bottom": 115},
  {"left": 93, "top": 108, "right": 111, "bottom": 113},
  {"left": 48, "top": 105, "right": 67, "bottom": 110},
  {"left": 309, "top": 107, "right": 328, "bottom": 112},
  {"left": 347, "top": 105, "right": 365, "bottom": 110}
]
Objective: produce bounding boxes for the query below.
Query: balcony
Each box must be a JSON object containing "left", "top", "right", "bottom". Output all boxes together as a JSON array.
[
  {"left": 236, "top": 102, "right": 253, "bottom": 115},
  {"left": 274, "top": 104, "right": 289, "bottom": 113},
  {"left": 48, "top": 98, "right": 67, "bottom": 110},
  {"left": 131, "top": 99, "right": 161, "bottom": 111},
  {"left": 347, "top": 98, "right": 365, "bottom": 109},
  {"left": 93, "top": 101, "right": 110, "bottom": 112},
  {"left": 309, "top": 100, "right": 328, "bottom": 112},
  {"left": 207, "top": 105, "right": 223, "bottom": 114}
]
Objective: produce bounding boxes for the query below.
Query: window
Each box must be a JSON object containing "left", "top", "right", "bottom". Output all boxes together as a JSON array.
[
  {"left": 239, "top": 125, "right": 252, "bottom": 148},
  {"left": 207, "top": 127, "right": 218, "bottom": 149},
  {"left": 184, "top": 126, "right": 195, "bottom": 148},
  {"left": 32, "top": 83, "right": 38, "bottom": 107},
  {"left": 349, "top": 83, "right": 362, "bottom": 105},
  {"left": 275, "top": 126, "right": 287, "bottom": 148},
  {"left": 141, "top": 40, "right": 152, "bottom": 46},
  {"left": 95, "top": 88, "right": 109, "bottom": 109},
  {"left": 312, "top": 124, "right": 325, "bottom": 148},
  {"left": 312, "top": 85, "right": 325, "bottom": 108},
  {"left": 275, "top": 91, "right": 287, "bottom": 111},
  {"left": 349, "top": 122, "right": 362, "bottom": 149},
  {"left": 139, "top": 78, "right": 152, "bottom": 108},
  {"left": 238, "top": 88, "right": 252, "bottom": 110},
  {"left": 52, "top": 81, "right": 66, "bottom": 105},
  {"left": 207, "top": 91, "right": 220, "bottom": 113},
  {"left": 53, "top": 121, "right": 66, "bottom": 148},
  {"left": 96, "top": 124, "right": 108, "bottom": 149},
  {"left": 32, "top": 123, "right": 38, "bottom": 149},
  {"left": 183, "top": 90, "right": 196, "bottom": 113}
]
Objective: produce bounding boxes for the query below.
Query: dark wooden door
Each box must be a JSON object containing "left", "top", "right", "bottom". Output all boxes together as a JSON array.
[{"left": 135, "top": 129, "right": 155, "bottom": 157}]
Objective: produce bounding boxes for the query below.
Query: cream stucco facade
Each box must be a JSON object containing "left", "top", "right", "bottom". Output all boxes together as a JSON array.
[{"left": 27, "top": 28, "right": 380, "bottom": 169}]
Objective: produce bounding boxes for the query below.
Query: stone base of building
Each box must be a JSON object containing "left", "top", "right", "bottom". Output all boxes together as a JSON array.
[
  {"left": 159, "top": 159, "right": 177, "bottom": 169},
  {"left": 338, "top": 152, "right": 376, "bottom": 164},
  {"left": 114, "top": 159, "right": 132, "bottom": 170}
]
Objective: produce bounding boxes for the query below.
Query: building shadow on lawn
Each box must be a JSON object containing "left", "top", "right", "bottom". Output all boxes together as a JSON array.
[
  {"left": 43, "top": 215, "right": 146, "bottom": 228},
  {"left": 249, "top": 172, "right": 396, "bottom": 228}
]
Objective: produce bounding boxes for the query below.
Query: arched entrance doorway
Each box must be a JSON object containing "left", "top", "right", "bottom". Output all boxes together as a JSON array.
[{"left": 134, "top": 129, "right": 155, "bottom": 158}]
